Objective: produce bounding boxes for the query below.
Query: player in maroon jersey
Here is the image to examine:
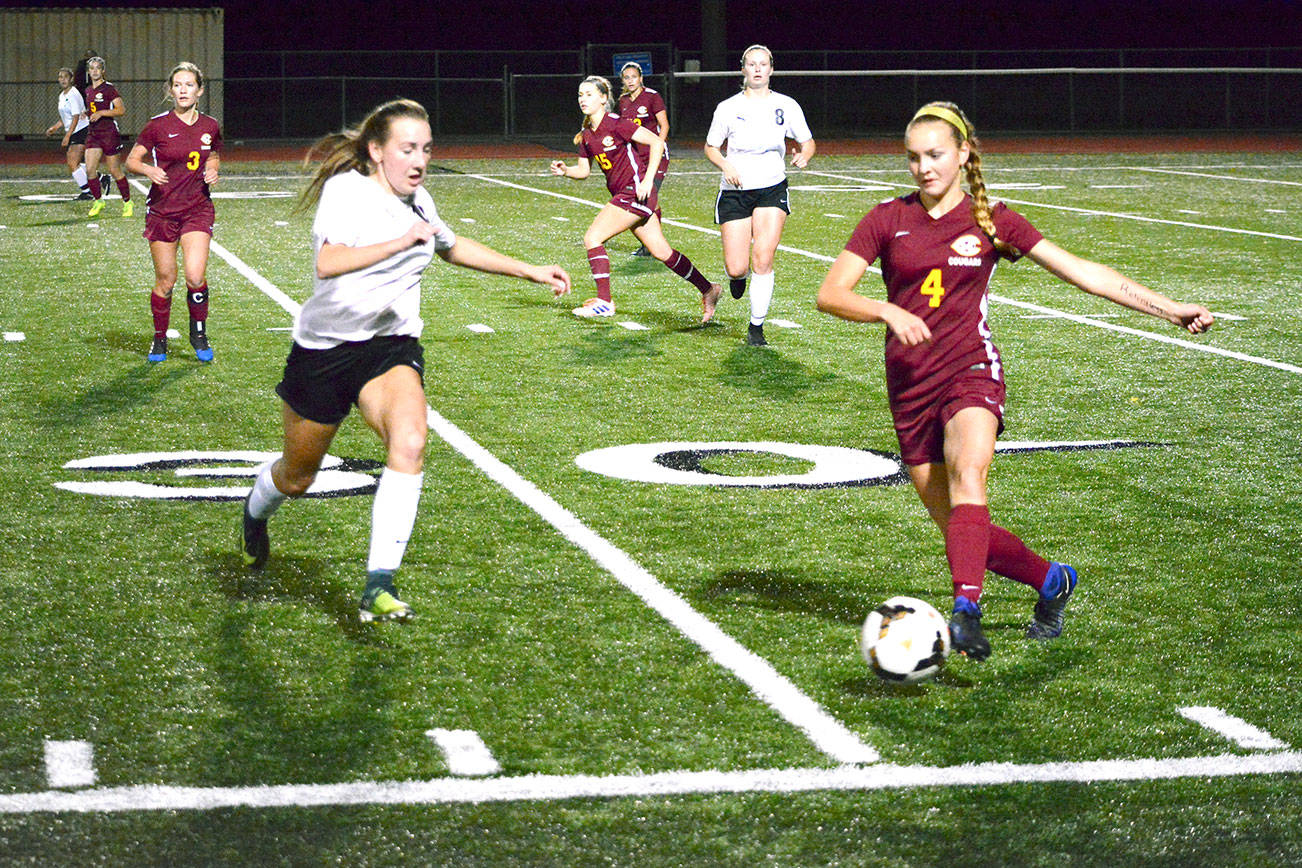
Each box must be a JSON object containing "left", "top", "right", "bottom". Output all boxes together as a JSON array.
[
  {"left": 125, "top": 62, "right": 222, "bottom": 363},
  {"left": 82, "top": 57, "right": 133, "bottom": 218},
  {"left": 816, "top": 102, "right": 1214, "bottom": 661},
  {"left": 617, "top": 61, "right": 669, "bottom": 257},
  {"left": 550, "top": 75, "right": 721, "bottom": 321}
]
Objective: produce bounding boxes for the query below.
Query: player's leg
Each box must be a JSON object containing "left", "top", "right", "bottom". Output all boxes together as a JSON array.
[
  {"left": 354, "top": 363, "right": 428, "bottom": 621},
  {"left": 84, "top": 147, "right": 105, "bottom": 213},
  {"left": 241, "top": 403, "right": 340, "bottom": 569},
  {"left": 66, "top": 144, "right": 90, "bottom": 196},
  {"left": 180, "top": 231, "right": 213, "bottom": 361},
  {"left": 632, "top": 216, "right": 721, "bottom": 322},
  {"left": 575, "top": 204, "right": 641, "bottom": 315},
  {"left": 719, "top": 216, "right": 752, "bottom": 301},
  {"left": 745, "top": 206, "right": 788, "bottom": 344},
  {"left": 103, "top": 153, "right": 132, "bottom": 215},
  {"left": 147, "top": 240, "right": 179, "bottom": 362}
]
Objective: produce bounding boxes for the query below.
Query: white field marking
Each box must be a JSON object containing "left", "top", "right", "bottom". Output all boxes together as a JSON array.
[
  {"left": 427, "top": 407, "right": 879, "bottom": 764},
  {"left": 426, "top": 729, "right": 502, "bottom": 776},
  {"left": 803, "top": 170, "right": 1302, "bottom": 243},
  {"left": 618, "top": 321, "right": 650, "bottom": 330},
  {"left": 551, "top": 215, "right": 569, "bottom": 221},
  {"left": 267, "top": 326, "right": 293, "bottom": 331},
  {"left": 1179, "top": 707, "right": 1288, "bottom": 750},
  {"left": 993, "top": 296, "right": 1302, "bottom": 375},
  {"left": 474, "top": 172, "right": 1300, "bottom": 375},
  {"left": 274, "top": 220, "right": 289, "bottom": 227},
  {"left": 3, "top": 751, "right": 1301, "bottom": 813},
  {"left": 1021, "top": 312, "right": 1121, "bottom": 320},
  {"left": 1090, "top": 184, "right": 1150, "bottom": 189},
  {"left": 1266, "top": 209, "right": 1287, "bottom": 214},
  {"left": 4, "top": 332, "right": 25, "bottom": 341},
  {"left": 208, "top": 230, "right": 879, "bottom": 765},
  {"left": 1133, "top": 166, "right": 1302, "bottom": 187},
  {"left": 460, "top": 217, "right": 477, "bottom": 223},
  {"left": 466, "top": 323, "right": 495, "bottom": 333},
  {"left": 1176, "top": 210, "right": 1203, "bottom": 215},
  {"left": 768, "top": 319, "right": 802, "bottom": 329},
  {"left": 823, "top": 213, "right": 846, "bottom": 218},
  {"left": 1210, "top": 311, "right": 1247, "bottom": 321},
  {"left": 44, "top": 740, "right": 96, "bottom": 789}
]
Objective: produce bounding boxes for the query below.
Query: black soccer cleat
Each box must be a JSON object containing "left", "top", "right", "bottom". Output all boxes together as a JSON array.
[
  {"left": 240, "top": 499, "right": 269, "bottom": 569},
  {"left": 189, "top": 322, "right": 213, "bottom": 362},
  {"left": 746, "top": 323, "right": 767, "bottom": 346},
  {"left": 147, "top": 336, "right": 167, "bottom": 363},
  {"left": 1027, "top": 562, "right": 1078, "bottom": 639},
  {"left": 949, "top": 600, "right": 991, "bottom": 661}
]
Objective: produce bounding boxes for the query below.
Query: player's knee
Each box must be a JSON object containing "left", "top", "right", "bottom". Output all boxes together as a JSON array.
[{"left": 387, "top": 428, "right": 427, "bottom": 473}]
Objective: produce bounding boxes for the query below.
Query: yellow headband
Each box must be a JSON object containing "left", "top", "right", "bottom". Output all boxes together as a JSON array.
[{"left": 911, "top": 105, "right": 969, "bottom": 141}]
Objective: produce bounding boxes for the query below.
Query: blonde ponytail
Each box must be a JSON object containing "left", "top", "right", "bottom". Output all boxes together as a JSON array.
[{"left": 298, "top": 98, "right": 428, "bottom": 212}]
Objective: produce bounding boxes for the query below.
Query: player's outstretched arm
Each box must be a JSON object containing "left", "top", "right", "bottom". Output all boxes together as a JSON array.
[
  {"left": 439, "top": 237, "right": 572, "bottom": 296},
  {"left": 1026, "top": 238, "right": 1214, "bottom": 334}
]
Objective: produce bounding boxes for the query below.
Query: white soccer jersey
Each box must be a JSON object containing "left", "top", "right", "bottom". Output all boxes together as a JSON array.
[
  {"left": 294, "top": 170, "right": 457, "bottom": 349},
  {"left": 57, "top": 87, "right": 89, "bottom": 134},
  {"left": 706, "top": 90, "right": 812, "bottom": 190}
]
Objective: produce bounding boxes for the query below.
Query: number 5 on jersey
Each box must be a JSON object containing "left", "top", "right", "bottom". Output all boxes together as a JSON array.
[{"left": 920, "top": 268, "right": 945, "bottom": 308}]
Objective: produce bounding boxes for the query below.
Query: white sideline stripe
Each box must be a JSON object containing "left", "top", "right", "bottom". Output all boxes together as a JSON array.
[
  {"left": 992, "top": 295, "right": 1302, "bottom": 374},
  {"left": 803, "top": 170, "right": 1302, "bottom": 242},
  {"left": 426, "top": 729, "right": 502, "bottom": 776},
  {"left": 427, "top": 407, "right": 879, "bottom": 765},
  {"left": 475, "top": 172, "right": 1300, "bottom": 375},
  {"left": 618, "top": 321, "right": 650, "bottom": 330},
  {"left": 1179, "top": 706, "right": 1288, "bottom": 750},
  {"left": 1133, "top": 166, "right": 1302, "bottom": 187},
  {"left": 44, "top": 741, "right": 96, "bottom": 789},
  {"left": 466, "top": 323, "right": 495, "bottom": 333},
  {"left": 207, "top": 232, "right": 878, "bottom": 765},
  {"left": 4, "top": 751, "right": 1301, "bottom": 813}
]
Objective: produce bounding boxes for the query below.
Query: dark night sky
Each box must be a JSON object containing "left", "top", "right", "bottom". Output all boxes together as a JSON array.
[{"left": 42, "top": 0, "right": 1302, "bottom": 52}]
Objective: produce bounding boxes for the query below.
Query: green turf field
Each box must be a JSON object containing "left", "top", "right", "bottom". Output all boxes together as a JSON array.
[{"left": 0, "top": 149, "right": 1299, "bottom": 865}]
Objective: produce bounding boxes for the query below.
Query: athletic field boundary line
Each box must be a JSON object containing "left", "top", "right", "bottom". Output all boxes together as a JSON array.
[
  {"left": 201, "top": 216, "right": 879, "bottom": 766},
  {"left": 468, "top": 173, "right": 1302, "bottom": 376},
  {"left": 4, "top": 750, "right": 1299, "bottom": 813}
]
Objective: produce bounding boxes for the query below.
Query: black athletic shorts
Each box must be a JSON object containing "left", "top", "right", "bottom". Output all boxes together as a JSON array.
[
  {"left": 68, "top": 126, "right": 88, "bottom": 146},
  {"left": 714, "top": 179, "right": 790, "bottom": 224},
  {"left": 275, "top": 335, "right": 425, "bottom": 425}
]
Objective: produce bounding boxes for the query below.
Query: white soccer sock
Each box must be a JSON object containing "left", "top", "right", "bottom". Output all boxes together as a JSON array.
[
  {"left": 749, "top": 271, "right": 775, "bottom": 326},
  {"left": 246, "top": 462, "right": 288, "bottom": 520},
  {"left": 72, "top": 165, "right": 88, "bottom": 188},
  {"left": 367, "top": 467, "right": 424, "bottom": 573}
]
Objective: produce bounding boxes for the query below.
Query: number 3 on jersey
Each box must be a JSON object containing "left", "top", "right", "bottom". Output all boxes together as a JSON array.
[{"left": 919, "top": 268, "right": 945, "bottom": 308}]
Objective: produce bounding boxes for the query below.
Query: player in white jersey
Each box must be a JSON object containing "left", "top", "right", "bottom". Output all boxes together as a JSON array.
[
  {"left": 45, "top": 67, "right": 93, "bottom": 198},
  {"left": 705, "top": 45, "right": 815, "bottom": 345},
  {"left": 239, "top": 99, "right": 571, "bottom": 624}
]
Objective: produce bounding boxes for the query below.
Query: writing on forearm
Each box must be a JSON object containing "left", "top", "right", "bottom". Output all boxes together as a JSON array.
[{"left": 1120, "top": 281, "right": 1166, "bottom": 316}]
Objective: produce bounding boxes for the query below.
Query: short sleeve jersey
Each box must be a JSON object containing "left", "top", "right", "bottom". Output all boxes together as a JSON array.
[
  {"left": 294, "top": 170, "right": 457, "bottom": 350},
  {"left": 84, "top": 81, "right": 121, "bottom": 132},
  {"left": 578, "top": 114, "right": 648, "bottom": 197},
  {"left": 57, "top": 88, "right": 89, "bottom": 134},
  {"left": 133, "top": 111, "right": 223, "bottom": 217},
  {"left": 705, "top": 90, "right": 812, "bottom": 190},
  {"left": 844, "top": 193, "right": 1044, "bottom": 403},
  {"left": 617, "top": 88, "right": 666, "bottom": 137}
]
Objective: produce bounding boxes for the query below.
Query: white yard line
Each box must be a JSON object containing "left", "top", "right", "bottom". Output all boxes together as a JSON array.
[
  {"left": 1179, "top": 706, "right": 1288, "bottom": 750},
  {"left": 209, "top": 228, "right": 879, "bottom": 766},
  {"left": 1131, "top": 166, "right": 1302, "bottom": 186},
  {"left": 4, "top": 750, "right": 1299, "bottom": 813}
]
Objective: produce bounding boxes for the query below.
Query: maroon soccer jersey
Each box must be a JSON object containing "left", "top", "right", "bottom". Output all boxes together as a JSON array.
[
  {"left": 844, "top": 193, "right": 1044, "bottom": 405},
  {"left": 617, "top": 88, "right": 666, "bottom": 137},
  {"left": 578, "top": 114, "right": 648, "bottom": 197},
  {"left": 84, "top": 81, "right": 121, "bottom": 132},
  {"left": 134, "top": 111, "right": 223, "bottom": 217}
]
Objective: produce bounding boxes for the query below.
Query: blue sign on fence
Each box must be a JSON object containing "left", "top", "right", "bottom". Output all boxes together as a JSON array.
[{"left": 612, "top": 52, "right": 653, "bottom": 76}]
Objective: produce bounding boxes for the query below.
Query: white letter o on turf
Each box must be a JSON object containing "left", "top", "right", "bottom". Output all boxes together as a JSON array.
[{"left": 575, "top": 441, "right": 905, "bottom": 488}]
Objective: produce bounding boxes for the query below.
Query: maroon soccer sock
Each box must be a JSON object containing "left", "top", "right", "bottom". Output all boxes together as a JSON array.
[
  {"left": 946, "top": 503, "right": 991, "bottom": 605},
  {"left": 151, "top": 292, "right": 172, "bottom": 339},
  {"left": 116, "top": 176, "right": 130, "bottom": 202},
  {"left": 585, "top": 246, "right": 612, "bottom": 302},
  {"left": 88, "top": 176, "right": 102, "bottom": 199},
  {"left": 987, "top": 524, "right": 1051, "bottom": 592},
  {"left": 187, "top": 283, "right": 209, "bottom": 327},
  {"left": 665, "top": 249, "right": 712, "bottom": 293}
]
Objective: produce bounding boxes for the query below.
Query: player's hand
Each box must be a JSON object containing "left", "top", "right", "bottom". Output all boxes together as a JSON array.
[
  {"left": 531, "top": 265, "right": 572, "bottom": 296},
  {"left": 203, "top": 165, "right": 219, "bottom": 185},
  {"left": 720, "top": 162, "right": 741, "bottom": 188},
  {"left": 403, "top": 220, "right": 436, "bottom": 247},
  {"left": 148, "top": 167, "right": 170, "bottom": 185},
  {"left": 1171, "top": 303, "right": 1214, "bottom": 334},
  {"left": 635, "top": 178, "right": 653, "bottom": 201},
  {"left": 549, "top": 160, "right": 568, "bottom": 177},
  {"left": 790, "top": 147, "right": 809, "bottom": 169},
  {"left": 882, "top": 306, "right": 932, "bottom": 346}
]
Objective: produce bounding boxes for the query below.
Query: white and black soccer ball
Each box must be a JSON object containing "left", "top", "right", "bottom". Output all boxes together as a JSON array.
[{"left": 861, "top": 596, "right": 950, "bottom": 684}]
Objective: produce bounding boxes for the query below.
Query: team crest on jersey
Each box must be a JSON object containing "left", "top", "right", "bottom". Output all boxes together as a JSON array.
[
  {"left": 950, "top": 234, "right": 983, "bottom": 257},
  {"left": 200, "top": 133, "right": 212, "bottom": 145},
  {"left": 602, "top": 135, "right": 615, "bottom": 149},
  {"left": 636, "top": 106, "right": 648, "bottom": 117}
]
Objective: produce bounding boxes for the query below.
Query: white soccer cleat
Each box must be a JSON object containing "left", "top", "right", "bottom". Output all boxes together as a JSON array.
[{"left": 572, "top": 298, "right": 615, "bottom": 318}]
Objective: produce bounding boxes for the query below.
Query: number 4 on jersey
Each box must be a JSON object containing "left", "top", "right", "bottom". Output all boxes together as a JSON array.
[{"left": 920, "top": 268, "right": 945, "bottom": 308}]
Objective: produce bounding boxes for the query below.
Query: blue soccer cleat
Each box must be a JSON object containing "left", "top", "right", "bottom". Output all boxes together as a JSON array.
[
  {"left": 147, "top": 336, "right": 167, "bottom": 363},
  {"left": 949, "top": 597, "right": 990, "bottom": 661},
  {"left": 1027, "top": 562, "right": 1078, "bottom": 640}
]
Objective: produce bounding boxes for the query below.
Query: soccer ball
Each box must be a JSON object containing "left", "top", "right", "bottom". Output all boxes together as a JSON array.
[{"left": 861, "top": 596, "right": 950, "bottom": 684}]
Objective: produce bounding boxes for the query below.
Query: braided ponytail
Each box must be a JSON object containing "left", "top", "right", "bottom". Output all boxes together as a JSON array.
[{"left": 909, "top": 102, "right": 1019, "bottom": 257}]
